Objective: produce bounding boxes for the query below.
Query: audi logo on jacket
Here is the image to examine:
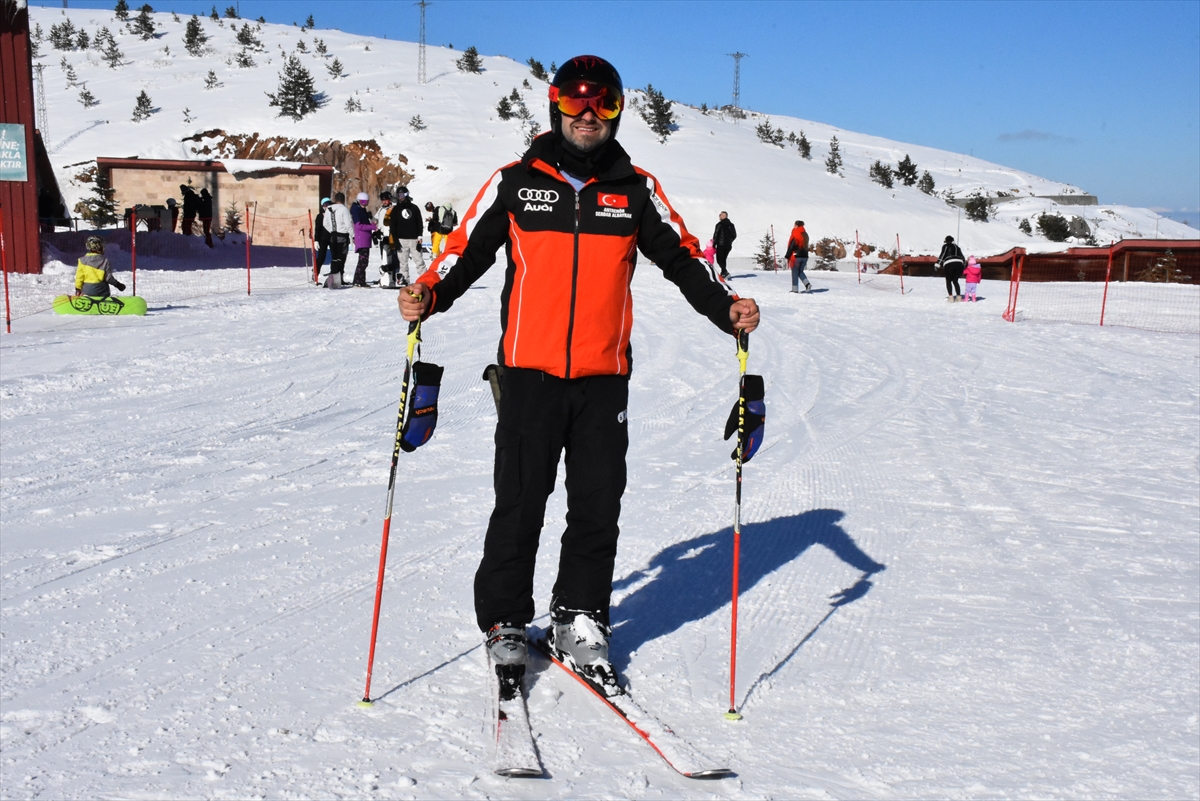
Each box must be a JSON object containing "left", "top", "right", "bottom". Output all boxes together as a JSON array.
[{"left": 413, "top": 134, "right": 738, "bottom": 379}]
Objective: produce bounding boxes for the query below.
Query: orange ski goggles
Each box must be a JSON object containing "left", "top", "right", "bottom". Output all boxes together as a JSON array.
[{"left": 549, "top": 81, "right": 624, "bottom": 120}]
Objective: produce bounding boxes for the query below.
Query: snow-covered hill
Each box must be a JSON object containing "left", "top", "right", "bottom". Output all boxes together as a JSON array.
[{"left": 33, "top": 6, "right": 1196, "bottom": 260}]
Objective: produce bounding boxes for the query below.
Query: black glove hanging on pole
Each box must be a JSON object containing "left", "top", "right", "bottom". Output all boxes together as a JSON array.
[{"left": 723, "top": 374, "right": 765, "bottom": 462}]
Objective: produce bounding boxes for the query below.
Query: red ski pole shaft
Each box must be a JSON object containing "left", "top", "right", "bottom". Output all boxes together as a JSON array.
[
  {"left": 727, "top": 329, "right": 749, "bottom": 720},
  {"left": 361, "top": 316, "right": 422, "bottom": 704}
]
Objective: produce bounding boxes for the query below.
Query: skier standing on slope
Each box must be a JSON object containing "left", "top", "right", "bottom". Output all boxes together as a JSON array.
[
  {"left": 936, "top": 235, "right": 967, "bottom": 302},
  {"left": 314, "top": 197, "right": 332, "bottom": 275},
  {"left": 324, "top": 193, "right": 353, "bottom": 288},
  {"left": 388, "top": 185, "right": 426, "bottom": 286},
  {"left": 784, "top": 220, "right": 811, "bottom": 293},
  {"left": 398, "top": 55, "right": 760, "bottom": 698},
  {"left": 350, "top": 192, "right": 377, "bottom": 287},
  {"left": 712, "top": 211, "right": 737, "bottom": 278}
]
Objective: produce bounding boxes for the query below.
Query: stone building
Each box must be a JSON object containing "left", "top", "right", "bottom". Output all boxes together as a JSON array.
[{"left": 96, "top": 157, "right": 334, "bottom": 247}]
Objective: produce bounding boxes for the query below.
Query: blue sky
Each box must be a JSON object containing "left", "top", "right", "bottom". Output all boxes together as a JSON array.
[{"left": 40, "top": 0, "right": 1200, "bottom": 223}]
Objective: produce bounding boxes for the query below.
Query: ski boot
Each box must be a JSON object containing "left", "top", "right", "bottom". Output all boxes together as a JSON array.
[
  {"left": 486, "top": 623, "right": 527, "bottom": 701},
  {"left": 548, "top": 610, "right": 622, "bottom": 697}
]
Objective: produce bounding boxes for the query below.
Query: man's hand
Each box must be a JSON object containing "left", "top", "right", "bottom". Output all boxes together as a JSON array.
[
  {"left": 729, "top": 298, "right": 759, "bottom": 333},
  {"left": 397, "top": 284, "right": 430, "bottom": 321}
]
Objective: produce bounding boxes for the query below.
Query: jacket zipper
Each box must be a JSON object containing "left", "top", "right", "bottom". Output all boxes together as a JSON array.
[{"left": 564, "top": 189, "right": 581, "bottom": 378}]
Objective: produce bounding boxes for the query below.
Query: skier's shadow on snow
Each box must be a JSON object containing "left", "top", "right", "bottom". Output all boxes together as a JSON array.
[{"left": 609, "top": 509, "right": 884, "bottom": 672}]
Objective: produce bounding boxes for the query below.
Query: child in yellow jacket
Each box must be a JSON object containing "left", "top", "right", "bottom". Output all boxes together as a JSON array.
[{"left": 74, "top": 236, "right": 124, "bottom": 297}]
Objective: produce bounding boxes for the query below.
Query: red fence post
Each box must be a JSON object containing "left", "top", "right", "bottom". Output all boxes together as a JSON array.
[
  {"left": 1, "top": 205, "right": 11, "bottom": 334},
  {"left": 245, "top": 203, "right": 252, "bottom": 296},
  {"left": 1099, "top": 247, "right": 1114, "bottom": 327},
  {"left": 1004, "top": 255, "right": 1024, "bottom": 322},
  {"left": 131, "top": 208, "right": 138, "bottom": 296},
  {"left": 896, "top": 233, "right": 906, "bottom": 295}
]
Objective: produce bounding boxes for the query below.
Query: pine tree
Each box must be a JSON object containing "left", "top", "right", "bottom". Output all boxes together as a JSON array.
[
  {"left": 638, "top": 84, "right": 676, "bottom": 143},
  {"left": 184, "top": 16, "right": 208, "bottom": 56},
  {"left": 267, "top": 54, "right": 319, "bottom": 120},
  {"left": 527, "top": 57, "right": 547, "bottom": 81},
  {"left": 204, "top": 69, "right": 220, "bottom": 89},
  {"left": 964, "top": 192, "right": 992, "bottom": 222},
  {"left": 1036, "top": 212, "right": 1070, "bottom": 242},
  {"left": 306, "top": 14, "right": 315, "bottom": 28},
  {"left": 63, "top": 62, "right": 79, "bottom": 87},
  {"left": 754, "top": 121, "right": 785, "bottom": 147},
  {"left": 76, "top": 29, "right": 91, "bottom": 49},
  {"left": 869, "top": 160, "right": 894, "bottom": 188},
  {"left": 296, "top": 39, "right": 307, "bottom": 52},
  {"left": 30, "top": 24, "right": 43, "bottom": 58},
  {"left": 1018, "top": 218, "right": 1032, "bottom": 235},
  {"left": 50, "top": 20, "right": 78, "bottom": 50},
  {"left": 345, "top": 97, "right": 362, "bottom": 113},
  {"left": 183, "top": 107, "right": 193, "bottom": 123},
  {"left": 133, "top": 4, "right": 156, "bottom": 40},
  {"left": 409, "top": 115, "right": 426, "bottom": 131},
  {"left": 523, "top": 120, "right": 541, "bottom": 147},
  {"left": 315, "top": 38, "right": 327, "bottom": 55},
  {"left": 75, "top": 168, "right": 119, "bottom": 227},
  {"left": 236, "top": 23, "right": 263, "bottom": 51},
  {"left": 754, "top": 232, "right": 777, "bottom": 270},
  {"left": 825, "top": 136, "right": 843, "bottom": 175},
  {"left": 78, "top": 86, "right": 99, "bottom": 108},
  {"left": 224, "top": 199, "right": 243, "bottom": 233},
  {"left": 234, "top": 49, "right": 255, "bottom": 68},
  {"left": 495, "top": 95, "right": 514, "bottom": 120},
  {"left": 917, "top": 170, "right": 935, "bottom": 195},
  {"left": 102, "top": 35, "right": 124, "bottom": 68},
  {"left": 895, "top": 154, "right": 918, "bottom": 186},
  {"left": 796, "top": 130, "right": 812, "bottom": 159},
  {"left": 210, "top": 6, "right": 219, "bottom": 20},
  {"left": 114, "top": 0, "right": 130, "bottom": 21},
  {"left": 326, "top": 57, "right": 344, "bottom": 79},
  {"left": 456, "top": 46, "right": 484, "bottom": 73},
  {"left": 132, "top": 90, "right": 153, "bottom": 121},
  {"left": 225, "top": 6, "right": 238, "bottom": 18}
]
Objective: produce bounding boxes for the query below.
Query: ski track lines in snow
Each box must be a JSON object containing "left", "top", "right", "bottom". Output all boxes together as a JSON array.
[{"left": 1, "top": 271, "right": 1198, "bottom": 799}]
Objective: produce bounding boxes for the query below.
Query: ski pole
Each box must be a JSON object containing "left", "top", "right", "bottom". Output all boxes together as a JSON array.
[
  {"left": 726, "top": 329, "right": 749, "bottom": 721},
  {"left": 360, "top": 314, "right": 422, "bottom": 705}
]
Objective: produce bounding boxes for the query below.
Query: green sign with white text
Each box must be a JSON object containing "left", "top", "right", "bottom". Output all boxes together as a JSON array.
[{"left": 0, "top": 124, "right": 30, "bottom": 182}]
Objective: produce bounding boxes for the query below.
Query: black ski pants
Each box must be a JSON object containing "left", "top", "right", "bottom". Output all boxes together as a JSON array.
[
  {"left": 474, "top": 368, "right": 629, "bottom": 632},
  {"left": 716, "top": 245, "right": 732, "bottom": 274},
  {"left": 945, "top": 264, "right": 964, "bottom": 297}
]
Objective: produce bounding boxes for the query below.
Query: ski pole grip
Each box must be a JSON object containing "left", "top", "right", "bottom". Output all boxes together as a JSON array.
[{"left": 738, "top": 330, "right": 749, "bottom": 353}]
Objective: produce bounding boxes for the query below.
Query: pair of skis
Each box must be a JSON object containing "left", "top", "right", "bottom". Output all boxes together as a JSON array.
[{"left": 489, "top": 627, "right": 733, "bottom": 780}]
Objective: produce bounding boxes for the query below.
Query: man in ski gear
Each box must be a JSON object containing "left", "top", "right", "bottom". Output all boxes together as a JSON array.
[
  {"left": 425, "top": 201, "right": 438, "bottom": 254},
  {"left": 166, "top": 197, "right": 179, "bottom": 233},
  {"left": 388, "top": 185, "right": 426, "bottom": 286},
  {"left": 74, "top": 236, "right": 122, "bottom": 297},
  {"left": 198, "top": 188, "right": 215, "bottom": 247},
  {"left": 784, "top": 220, "right": 811, "bottom": 292},
  {"left": 325, "top": 192, "right": 353, "bottom": 288},
  {"left": 712, "top": 211, "right": 737, "bottom": 278},
  {"left": 314, "top": 197, "right": 332, "bottom": 276},
  {"left": 350, "top": 192, "right": 377, "bottom": 287},
  {"left": 374, "top": 191, "right": 399, "bottom": 287},
  {"left": 180, "top": 184, "right": 199, "bottom": 236},
  {"left": 936, "top": 235, "right": 966, "bottom": 301},
  {"left": 431, "top": 202, "right": 458, "bottom": 256},
  {"left": 399, "top": 55, "right": 760, "bottom": 697}
]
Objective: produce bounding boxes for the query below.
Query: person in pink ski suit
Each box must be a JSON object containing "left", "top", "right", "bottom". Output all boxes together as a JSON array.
[{"left": 963, "top": 256, "right": 982, "bottom": 302}]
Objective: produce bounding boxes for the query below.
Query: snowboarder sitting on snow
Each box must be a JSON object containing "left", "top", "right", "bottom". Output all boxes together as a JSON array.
[
  {"left": 963, "top": 255, "right": 982, "bottom": 302},
  {"left": 387, "top": 185, "right": 426, "bottom": 287},
  {"left": 350, "top": 192, "right": 377, "bottom": 287},
  {"left": 398, "top": 55, "right": 760, "bottom": 701},
  {"left": 74, "top": 236, "right": 125, "bottom": 298},
  {"left": 936, "top": 235, "right": 966, "bottom": 302},
  {"left": 784, "top": 220, "right": 812, "bottom": 293}
]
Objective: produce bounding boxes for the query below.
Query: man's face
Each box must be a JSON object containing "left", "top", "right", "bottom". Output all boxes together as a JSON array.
[
  {"left": 719, "top": 212, "right": 728, "bottom": 220},
  {"left": 562, "top": 108, "right": 612, "bottom": 153}
]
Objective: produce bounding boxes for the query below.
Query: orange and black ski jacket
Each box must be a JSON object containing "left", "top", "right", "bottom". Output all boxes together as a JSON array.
[{"left": 413, "top": 134, "right": 738, "bottom": 379}]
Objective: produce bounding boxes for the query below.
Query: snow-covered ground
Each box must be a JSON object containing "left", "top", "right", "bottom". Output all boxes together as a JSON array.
[
  {"left": 2, "top": 266, "right": 1197, "bottom": 799},
  {"left": 32, "top": 5, "right": 1197, "bottom": 263}
]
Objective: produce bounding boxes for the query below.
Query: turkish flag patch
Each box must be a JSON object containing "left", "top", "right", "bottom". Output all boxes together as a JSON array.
[{"left": 598, "top": 193, "right": 629, "bottom": 208}]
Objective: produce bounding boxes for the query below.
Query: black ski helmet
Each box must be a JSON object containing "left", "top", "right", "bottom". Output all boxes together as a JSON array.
[{"left": 549, "top": 55, "right": 624, "bottom": 137}]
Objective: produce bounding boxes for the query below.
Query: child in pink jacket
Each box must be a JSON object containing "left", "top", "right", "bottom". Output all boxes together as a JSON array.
[
  {"left": 963, "top": 256, "right": 982, "bottom": 302},
  {"left": 703, "top": 239, "right": 717, "bottom": 267}
]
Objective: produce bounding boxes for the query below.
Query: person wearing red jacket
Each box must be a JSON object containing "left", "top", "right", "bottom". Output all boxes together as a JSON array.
[
  {"left": 784, "top": 220, "right": 812, "bottom": 292},
  {"left": 399, "top": 55, "right": 759, "bottom": 698}
]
